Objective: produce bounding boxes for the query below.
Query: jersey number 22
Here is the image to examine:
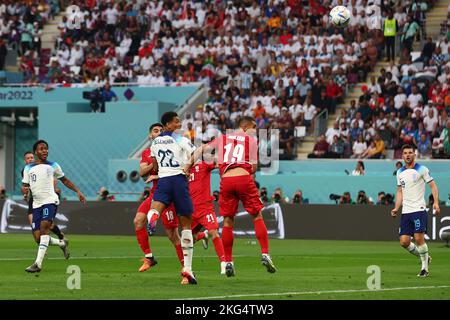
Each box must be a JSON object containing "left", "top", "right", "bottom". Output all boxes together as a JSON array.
[{"left": 158, "top": 149, "right": 180, "bottom": 167}]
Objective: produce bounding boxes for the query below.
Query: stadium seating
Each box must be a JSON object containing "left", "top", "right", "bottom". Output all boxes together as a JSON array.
[{"left": 4, "top": 0, "right": 443, "bottom": 160}]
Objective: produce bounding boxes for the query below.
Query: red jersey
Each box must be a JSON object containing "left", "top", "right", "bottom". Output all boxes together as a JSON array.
[
  {"left": 189, "top": 161, "right": 215, "bottom": 215},
  {"left": 140, "top": 148, "right": 158, "bottom": 192},
  {"left": 208, "top": 132, "right": 257, "bottom": 176}
]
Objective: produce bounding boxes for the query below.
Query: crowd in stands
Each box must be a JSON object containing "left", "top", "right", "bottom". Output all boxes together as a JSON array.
[
  {"left": 3, "top": 0, "right": 449, "bottom": 159},
  {"left": 6, "top": 0, "right": 393, "bottom": 159},
  {"left": 310, "top": 0, "right": 450, "bottom": 159},
  {"left": 0, "top": 1, "right": 62, "bottom": 72}
]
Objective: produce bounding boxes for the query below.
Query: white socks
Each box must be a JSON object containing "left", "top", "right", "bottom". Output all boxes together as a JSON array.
[
  {"left": 49, "top": 236, "right": 65, "bottom": 248},
  {"left": 181, "top": 229, "right": 193, "bottom": 273},
  {"left": 417, "top": 244, "right": 429, "bottom": 271},
  {"left": 405, "top": 243, "right": 420, "bottom": 257},
  {"left": 220, "top": 261, "right": 226, "bottom": 275},
  {"left": 35, "top": 235, "right": 49, "bottom": 268},
  {"left": 35, "top": 235, "right": 66, "bottom": 268}
]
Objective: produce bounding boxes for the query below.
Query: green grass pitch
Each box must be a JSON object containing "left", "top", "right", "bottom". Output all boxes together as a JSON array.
[{"left": 1, "top": 234, "right": 449, "bottom": 300}]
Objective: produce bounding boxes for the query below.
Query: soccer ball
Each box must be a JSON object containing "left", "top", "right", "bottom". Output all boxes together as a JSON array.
[{"left": 329, "top": 6, "right": 351, "bottom": 28}]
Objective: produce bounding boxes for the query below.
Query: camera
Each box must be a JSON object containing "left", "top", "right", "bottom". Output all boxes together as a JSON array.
[
  {"left": 83, "top": 88, "right": 105, "bottom": 112},
  {"left": 293, "top": 194, "right": 301, "bottom": 203},
  {"left": 329, "top": 194, "right": 342, "bottom": 201},
  {"left": 213, "top": 191, "right": 220, "bottom": 202}
]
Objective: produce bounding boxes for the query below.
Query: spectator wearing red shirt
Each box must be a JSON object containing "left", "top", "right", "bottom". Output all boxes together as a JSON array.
[
  {"left": 326, "top": 78, "right": 342, "bottom": 114},
  {"left": 280, "top": 29, "right": 293, "bottom": 45},
  {"left": 138, "top": 42, "right": 153, "bottom": 58},
  {"left": 308, "top": 134, "right": 330, "bottom": 158}
]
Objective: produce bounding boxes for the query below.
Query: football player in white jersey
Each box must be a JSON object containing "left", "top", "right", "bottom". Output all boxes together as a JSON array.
[
  {"left": 22, "top": 140, "right": 86, "bottom": 273},
  {"left": 22, "top": 151, "right": 66, "bottom": 243},
  {"left": 391, "top": 144, "right": 440, "bottom": 277},
  {"left": 147, "top": 111, "right": 197, "bottom": 285}
]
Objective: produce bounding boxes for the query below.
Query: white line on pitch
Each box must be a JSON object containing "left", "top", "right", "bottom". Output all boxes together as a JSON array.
[
  {"left": 0, "top": 255, "right": 411, "bottom": 262},
  {"left": 0, "top": 255, "right": 246, "bottom": 261},
  {"left": 181, "top": 285, "right": 450, "bottom": 300}
]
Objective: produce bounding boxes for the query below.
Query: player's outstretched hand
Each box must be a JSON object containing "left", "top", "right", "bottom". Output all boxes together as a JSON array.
[
  {"left": 145, "top": 175, "right": 159, "bottom": 184},
  {"left": 182, "top": 165, "right": 191, "bottom": 179},
  {"left": 433, "top": 203, "right": 440, "bottom": 215},
  {"left": 77, "top": 191, "right": 86, "bottom": 204},
  {"left": 391, "top": 208, "right": 398, "bottom": 217}
]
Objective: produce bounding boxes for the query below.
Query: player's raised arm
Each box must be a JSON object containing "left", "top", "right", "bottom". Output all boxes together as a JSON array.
[
  {"left": 428, "top": 180, "right": 440, "bottom": 215},
  {"left": 179, "top": 135, "right": 197, "bottom": 174},
  {"left": 391, "top": 186, "right": 402, "bottom": 217},
  {"left": 140, "top": 161, "right": 155, "bottom": 178},
  {"left": 59, "top": 176, "right": 86, "bottom": 203}
]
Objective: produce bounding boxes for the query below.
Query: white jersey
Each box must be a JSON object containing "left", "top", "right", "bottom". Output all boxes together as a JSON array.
[
  {"left": 22, "top": 161, "right": 64, "bottom": 209},
  {"left": 151, "top": 132, "right": 195, "bottom": 178},
  {"left": 396, "top": 163, "right": 433, "bottom": 214}
]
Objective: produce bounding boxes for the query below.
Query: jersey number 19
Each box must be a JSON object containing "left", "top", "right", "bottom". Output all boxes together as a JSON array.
[{"left": 223, "top": 143, "right": 245, "bottom": 163}]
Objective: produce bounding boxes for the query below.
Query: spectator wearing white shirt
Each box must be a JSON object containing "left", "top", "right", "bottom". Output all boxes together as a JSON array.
[
  {"left": 117, "top": 34, "right": 132, "bottom": 62},
  {"left": 289, "top": 98, "right": 304, "bottom": 122},
  {"left": 265, "top": 99, "right": 280, "bottom": 118},
  {"left": 326, "top": 122, "right": 341, "bottom": 145},
  {"left": 400, "top": 59, "right": 419, "bottom": 77},
  {"left": 351, "top": 112, "right": 364, "bottom": 129},
  {"left": 386, "top": 60, "right": 401, "bottom": 79},
  {"left": 368, "top": 76, "right": 382, "bottom": 94},
  {"left": 423, "top": 108, "right": 439, "bottom": 136},
  {"left": 104, "top": 3, "right": 119, "bottom": 33},
  {"left": 303, "top": 97, "right": 317, "bottom": 128},
  {"left": 68, "top": 44, "right": 84, "bottom": 66},
  {"left": 246, "top": 1, "right": 261, "bottom": 21},
  {"left": 137, "top": 70, "right": 153, "bottom": 85},
  {"left": 140, "top": 52, "right": 154, "bottom": 71},
  {"left": 407, "top": 86, "right": 423, "bottom": 109},
  {"left": 394, "top": 87, "right": 408, "bottom": 110},
  {"left": 352, "top": 135, "right": 368, "bottom": 159}
]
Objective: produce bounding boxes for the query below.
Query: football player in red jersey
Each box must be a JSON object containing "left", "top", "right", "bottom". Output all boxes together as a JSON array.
[
  {"left": 133, "top": 123, "right": 184, "bottom": 272},
  {"left": 188, "top": 116, "right": 276, "bottom": 277},
  {"left": 188, "top": 152, "right": 227, "bottom": 274}
]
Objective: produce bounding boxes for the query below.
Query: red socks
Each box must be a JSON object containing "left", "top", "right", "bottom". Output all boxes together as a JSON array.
[
  {"left": 195, "top": 232, "right": 206, "bottom": 241},
  {"left": 212, "top": 236, "right": 226, "bottom": 262},
  {"left": 253, "top": 218, "right": 269, "bottom": 254},
  {"left": 175, "top": 244, "right": 184, "bottom": 266},
  {"left": 221, "top": 226, "right": 234, "bottom": 262},
  {"left": 135, "top": 227, "right": 151, "bottom": 255}
]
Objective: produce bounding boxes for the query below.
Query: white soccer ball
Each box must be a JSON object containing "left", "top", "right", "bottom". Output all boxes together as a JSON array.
[{"left": 329, "top": 6, "right": 351, "bottom": 28}]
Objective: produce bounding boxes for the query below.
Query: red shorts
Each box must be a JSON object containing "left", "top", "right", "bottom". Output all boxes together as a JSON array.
[
  {"left": 137, "top": 193, "right": 179, "bottom": 229},
  {"left": 219, "top": 175, "right": 264, "bottom": 217},
  {"left": 192, "top": 211, "right": 219, "bottom": 231},
  {"left": 160, "top": 205, "right": 179, "bottom": 229}
]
